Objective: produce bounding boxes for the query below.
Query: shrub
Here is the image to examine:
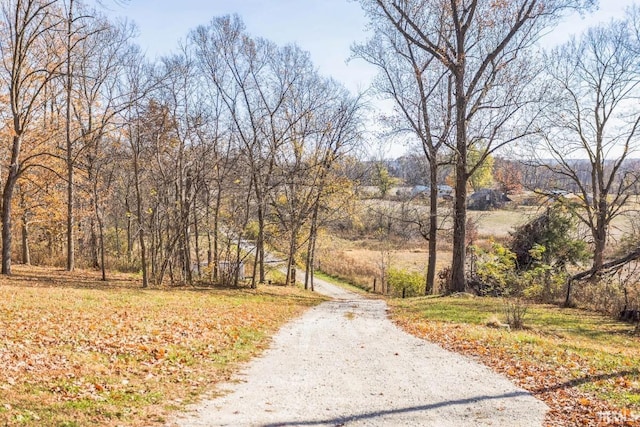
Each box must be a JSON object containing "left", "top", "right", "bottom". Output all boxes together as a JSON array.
[
  {"left": 521, "top": 263, "right": 568, "bottom": 303},
  {"left": 468, "top": 242, "right": 569, "bottom": 302},
  {"left": 387, "top": 268, "right": 425, "bottom": 298},
  {"left": 509, "top": 204, "right": 589, "bottom": 271},
  {"left": 503, "top": 297, "right": 528, "bottom": 329},
  {"left": 470, "top": 242, "right": 519, "bottom": 296}
]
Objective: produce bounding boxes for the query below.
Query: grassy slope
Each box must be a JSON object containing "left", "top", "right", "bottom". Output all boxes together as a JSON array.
[
  {"left": 0, "top": 266, "right": 325, "bottom": 426},
  {"left": 389, "top": 296, "right": 640, "bottom": 426}
]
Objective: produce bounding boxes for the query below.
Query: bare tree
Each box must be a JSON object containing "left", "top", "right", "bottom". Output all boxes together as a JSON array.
[
  {"left": 269, "top": 71, "right": 363, "bottom": 287},
  {"left": 0, "top": 0, "right": 65, "bottom": 275},
  {"left": 120, "top": 50, "right": 158, "bottom": 287},
  {"left": 530, "top": 16, "right": 640, "bottom": 300},
  {"left": 70, "top": 14, "right": 137, "bottom": 279},
  {"left": 302, "top": 94, "right": 363, "bottom": 291},
  {"left": 359, "top": 0, "right": 594, "bottom": 292},
  {"left": 192, "top": 16, "right": 299, "bottom": 287},
  {"left": 352, "top": 16, "right": 453, "bottom": 294},
  {"left": 64, "top": 0, "right": 75, "bottom": 271}
]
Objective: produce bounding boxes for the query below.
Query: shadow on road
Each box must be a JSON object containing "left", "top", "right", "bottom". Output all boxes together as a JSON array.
[{"left": 259, "top": 390, "right": 531, "bottom": 426}]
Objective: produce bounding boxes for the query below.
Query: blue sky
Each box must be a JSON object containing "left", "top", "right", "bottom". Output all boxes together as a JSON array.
[
  {"left": 101, "top": 0, "right": 374, "bottom": 94},
  {"left": 100, "top": 0, "right": 638, "bottom": 95}
]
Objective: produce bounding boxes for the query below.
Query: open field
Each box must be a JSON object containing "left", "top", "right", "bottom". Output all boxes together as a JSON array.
[
  {"left": 321, "top": 202, "right": 640, "bottom": 293},
  {"left": 389, "top": 296, "right": 640, "bottom": 426},
  {"left": 468, "top": 205, "right": 541, "bottom": 238},
  {"left": 0, "top": 266, "right": 325, "bottom": 426},
  {"left": 315, "top": 234, "right": 452, "bottom": 291},
  {"left": 317, "top": 208, "right": 539, "bottom": 290}
]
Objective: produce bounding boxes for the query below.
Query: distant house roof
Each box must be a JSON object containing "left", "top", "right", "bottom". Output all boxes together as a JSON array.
[{"left": 468, "top": 189, "right": 511, "bottom": 210}]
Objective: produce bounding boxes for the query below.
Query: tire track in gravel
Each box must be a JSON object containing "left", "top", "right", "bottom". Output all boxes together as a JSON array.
[{"left": 170, "top": 277, "right": 547, "bottom": 426}]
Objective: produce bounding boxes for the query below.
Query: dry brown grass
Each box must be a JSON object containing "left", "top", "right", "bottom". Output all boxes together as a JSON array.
[{"left": 316, "top": 234, "right": 452, "bottom": 291}]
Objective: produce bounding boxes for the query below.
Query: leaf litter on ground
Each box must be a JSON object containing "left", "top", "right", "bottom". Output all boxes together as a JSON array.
[
  {"left": 0, "top": 265, "right": 325, "bottom": 426},
  {"left": 389, "top": 297, "right": 640, "bottom": 427}
]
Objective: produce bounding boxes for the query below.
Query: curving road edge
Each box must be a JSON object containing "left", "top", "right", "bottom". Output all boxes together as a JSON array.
[{"left": 169, "top": 277, "right": 548, "bottom": 426}]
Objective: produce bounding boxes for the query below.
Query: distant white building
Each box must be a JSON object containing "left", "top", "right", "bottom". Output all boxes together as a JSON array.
[{"left": 411, "top": 185, "right": 453, "bottom": 199}]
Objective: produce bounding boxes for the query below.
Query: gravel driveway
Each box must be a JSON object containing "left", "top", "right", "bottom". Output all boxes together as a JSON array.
[{"left": 171, "top": 278, "right": 548, "bottom": 426}]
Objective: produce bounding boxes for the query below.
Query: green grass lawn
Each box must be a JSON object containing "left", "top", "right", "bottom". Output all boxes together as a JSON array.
[{"left": 389, "top": 296, "right": 640, "bottom": 425}]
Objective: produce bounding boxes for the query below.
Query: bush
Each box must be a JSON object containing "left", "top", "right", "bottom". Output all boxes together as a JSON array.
[
  {"left": 503, "top": 298, "right": 528, "bottom": 329},
  {"left": 510, "top": 204, "right": 588, "bottom": 271},
  {"left": 469, "top": 242, "right": 573, "bottom": 303},
  {"left": 521, "top": 264, "right": 568, "bottom": 303},
  {"left": 469, "top": 242, "right": 519, "bottom": 296},
  {"left": 387, "top": 268, "right": 425, "bottom": 298}
]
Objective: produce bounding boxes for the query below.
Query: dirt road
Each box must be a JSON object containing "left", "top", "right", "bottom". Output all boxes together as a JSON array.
[{"left": 171, "top": 278, "right": 547, "bottom": 426}]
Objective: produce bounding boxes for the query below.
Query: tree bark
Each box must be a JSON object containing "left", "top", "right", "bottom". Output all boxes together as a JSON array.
[
  {"left": 305, "top": 202, "right": 321, "bottom": 291},
  {"left": 426, "top": 156, "right": 438, "bottom": 294},
  {"left": 2, "top": 134, "right": 22, "bottom": 275},
  {"left": 66, "top": 0, "right": 75, "bottom": 272},
  {"left": 593, "top": 199, "right": 607, "bottom": 272},
  {"left": 132, "top": 139, "right": 148, "bottom": 288},
  {"left": 213, "top": 185, "right": 222, "bottom": 281},
  {"left": 193, "top": 200, "right": 201, "bottom": 278},
  {"left": 450, "top": 69, "right": 468, "bottom": 293},
  {"left": 125, "top": 196, "right": 132, "bottom": 263},
  {"left": 97, "top": 209, "right": 106, "bottom": 281},
  {"left": 21, "top": 217, "right": 30, "bottom": 266},
  {"left": 20, "top": 191, "right": 30, "bottom": 266}
]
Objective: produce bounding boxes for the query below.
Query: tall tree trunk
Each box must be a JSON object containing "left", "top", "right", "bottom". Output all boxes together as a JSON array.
[
  {"left": 132, "top": 142, "right": 148, "bottom": 288},
  {"left": 2, "top": 188, "right": 14, "bottom": 275},
  {"left": 451, "top": 71, "right": 468, "bottom": 293},
  {"left": 256, "top": 202, "right": 265, "bottom": 284},
  {"left": 305, "top": 204, "right": 320, "bottom": 291},
  {"left": 98, "top": 210, "right": 106, "bottom": 281},
  {"left": 21, "top": 216, "right": 30, "bottom": 266},
  {"left": 426, "top": 158, "right": 438, "bottom": 294},
  {"left": 305, "top": 204, "right": 320, "bottom": 292},
  {"left": 114, "top": 219, "right": 120, "bottom": 258},
  {"left": 125, "top": 196, "right": 132, "bottom": 263},
  {"left": 89, "top": 216, "right": 99, "bottom": 268},
  {"left": 213, "top": 184, "right": 222, "bottom": 281},
  {"left": 234, "top": 234, "right": 243, "bottom": 287},
  {"left": 92, "top": 180, "right": 106, "bottom": 281},
  {"left": 593, "top": 199, "right": 607, "bottom": 273},
  {"left": 20, "top": 191, "right": 30, "bottom": 266},
  {"left": 2, "top": 134, "right": 22, "bottom": 275},
  {"left": 285, "top": 232, "right": 297, "bottom": 287},
  {"left": 181, "top": 202, "right": 193, "bottom": 285},
  {"left": 181, "top": 169, "right": 193, "bottom": 285},
  {"left": 66, "top": 163, "right": 75, "bottom": 271},
  {"left": 254, "top": 158, "right": 274, "bottom": 284},
  {"left": 205, "top": 190, "right": 213, "bottom": 280},
  {"left": 193, "top": 201, "right": 201, "bottom": 278},
  {"left": 65, "top": 0, "right": 75, "bottom": 272},
  {"left": 183, "top": 225, "right": 192, "bottom": 285},
  {"left": 308, "top": 233, "right": 316, "bottom": 292},
  {"left": 304, "top": 239, "right": 312, "bottom": 290}
]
